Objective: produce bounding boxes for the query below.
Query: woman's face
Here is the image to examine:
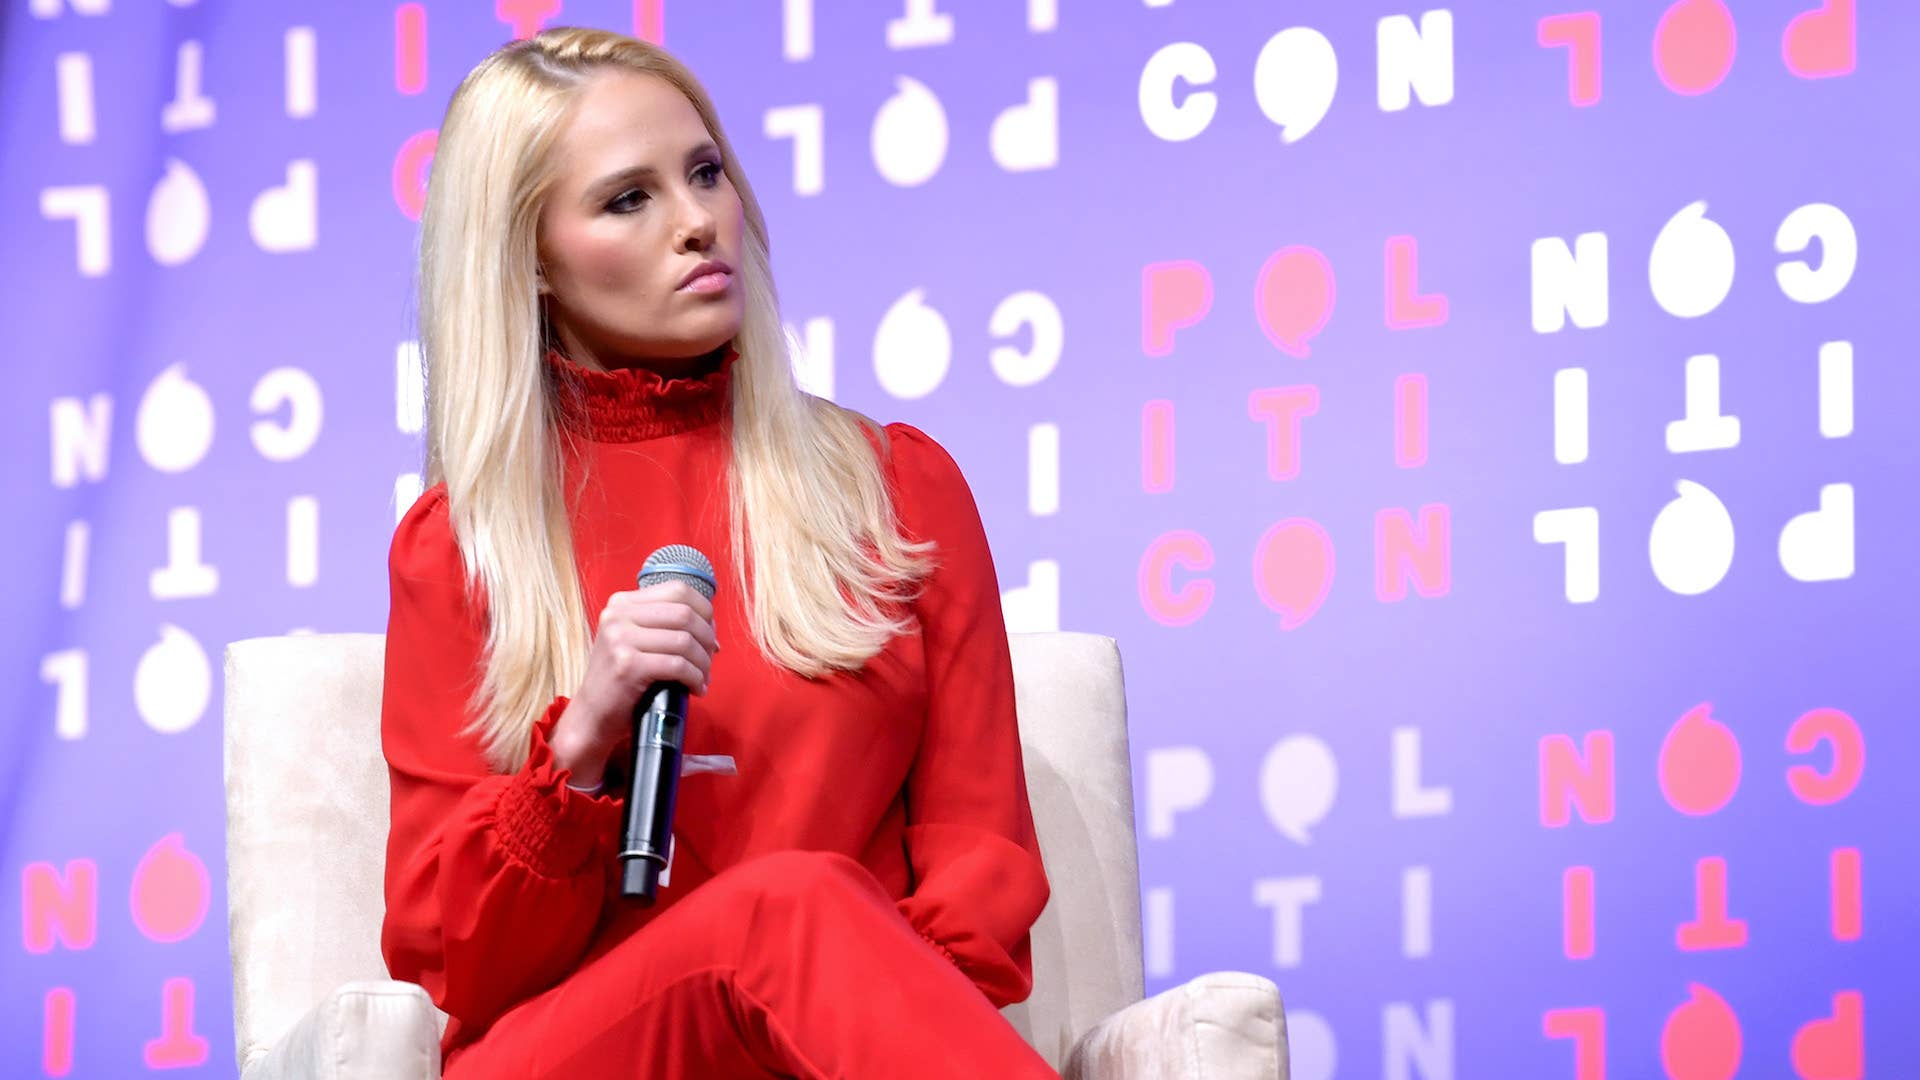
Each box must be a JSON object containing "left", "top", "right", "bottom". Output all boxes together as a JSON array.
[{"left": 537, "top": 70, "right": 746, "bottom": 372}]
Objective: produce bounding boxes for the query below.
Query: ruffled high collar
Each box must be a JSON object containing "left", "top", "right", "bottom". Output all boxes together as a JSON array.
[{"left": 545, "top": 345, "right": 736, "bottom": 442}]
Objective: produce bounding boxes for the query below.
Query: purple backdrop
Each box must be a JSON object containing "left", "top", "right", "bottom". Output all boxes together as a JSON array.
[{"left": 5, "top": 1, "right": 1913, "bottom": 1076}]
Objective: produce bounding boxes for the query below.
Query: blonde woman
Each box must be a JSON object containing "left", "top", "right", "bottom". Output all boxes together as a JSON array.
[{"left": 378, "top": 26, "right": 1054, "bottom": 1079}]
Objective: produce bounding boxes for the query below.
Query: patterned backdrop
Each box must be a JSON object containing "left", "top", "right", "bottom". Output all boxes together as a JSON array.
[{"left": 4, "top": 0, "right": 1912, "bottom": 1076}]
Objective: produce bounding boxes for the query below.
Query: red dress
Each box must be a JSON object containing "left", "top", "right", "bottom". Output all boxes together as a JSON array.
[{"left": 378, "top": 349, "right": 1056, "bottom": 1077}]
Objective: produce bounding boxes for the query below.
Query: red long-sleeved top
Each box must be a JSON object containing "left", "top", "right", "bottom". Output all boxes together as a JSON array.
[{"left": 378, "top": 350, "right": 1050, "bottom": 1059}]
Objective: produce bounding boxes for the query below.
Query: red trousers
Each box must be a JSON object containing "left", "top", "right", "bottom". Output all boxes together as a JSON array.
[{"left": 444, "top": 851, "right": 1059, "bottom": 1078}]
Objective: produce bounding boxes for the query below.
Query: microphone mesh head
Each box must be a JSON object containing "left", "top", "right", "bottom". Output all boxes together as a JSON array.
[{"left": 637, "top": 544, "right": 718, "bottom": 601}]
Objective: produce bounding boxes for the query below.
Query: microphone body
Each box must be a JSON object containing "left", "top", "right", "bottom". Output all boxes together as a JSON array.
[
  {"left": 620, "top": 681, "right": 686, "bottom": 903},
  {"left": 620, "top": 545, "right": 718, "bottom": 904}
]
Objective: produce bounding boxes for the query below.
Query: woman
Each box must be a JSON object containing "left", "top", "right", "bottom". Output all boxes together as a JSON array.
[{"left": 379, "top": 26, "right": 1055, "bottom": 1079}]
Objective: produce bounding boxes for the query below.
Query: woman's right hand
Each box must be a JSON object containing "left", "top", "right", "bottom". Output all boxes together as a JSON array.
[{"left": 549, "top": 580, "right": 719, "bottom": 789}]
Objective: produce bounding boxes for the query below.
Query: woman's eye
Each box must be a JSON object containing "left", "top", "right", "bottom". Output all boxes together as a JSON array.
[
  {"left": 608, "top": 188, "right": 646, "bottom": 213},
  {"left": 694, "top": 163, "right": 721, "bottom": 186}
]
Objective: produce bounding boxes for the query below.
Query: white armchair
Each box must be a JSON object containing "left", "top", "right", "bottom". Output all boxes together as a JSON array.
[{"left": 223, "top": 631, "right": 1287, "bottom": 1078}]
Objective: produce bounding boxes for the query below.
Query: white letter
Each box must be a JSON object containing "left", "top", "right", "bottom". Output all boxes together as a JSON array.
[
  {"left": 41, "top": 186, "right": 111, "bottom": 277},
  {"left": 287, "top": 496, "right": 319, "bottom": 587},
  {"left": 50, "top": 394, "right": 112, "bottom": 487},
  {"left": 61, "top": 521, "right": 89, "bottom": 609},
  {"left": 765, "top": 104, "right": 825, "bottom": 196},
  {"left": 1392, "top": 727, "right": 1452, "bottom": 818},
  {"left": 137, "top": 364, "right": 215, "bottom": 474},
  {"left": 250, "top": 367, "right": 323, "bottom": 461},
  {"left": 1378, "top": 11, "right": 1454, "bottom": 112},
  {"left": 56, "top": 53, "right": 95, "bottom": 144},
  {"left": 161, "top": 41, "right": 216, "bottom": 133},
  {"left": 886, "top": 0, "right": 953, "bottom": 49},
  {"left": 989, "top": 290, "right": 1064, "bottom": 386},
  {"left": 1145, "top": 747, "right": 1213, "bottom": 839},
  {"left": 1648, "top": 480, "right": 1735, "bottom": 596},
  {"left": 1261, "top": 735, "right": 1338, "bottom": 844},
  {"left": 1533, "top": 507, "right": 1599, "bottom": 603},
  {"left": 1384, "top": 1000, "right": 1455, "bottom": 1080},
  {"left": 146, "top": 158, "right": 211, "bottom": 267},
  {"left": 1776, "top": 202, "right": 1856, "bottom": 304},
  {"left": 396, "top": 341, "right": 424, "bottom": 434},
  {"left": 1252, "top": 876, "right": 1322, "bottom": 967},
  {"left": 285, "top": 27, "right": 317, "bottom": 118},
  {"left": 1531, "top": 233, "right": 1608, "bottom": 333},
  {"left": 787, "top": 317, "right": 835, "bottom": 400},
  {"left": 1139, "top": 43, "right": 1217, "bottom": 142},
  {"left": 251, "top": 160, "right": 317, "bottom": 252},
  {"left": 1665, "top": 355, "right": 1740, "bottom": 453},
  {"left": 1028, "top": 423, "right": 1059, "bottom": 517},
  {"left": 40, "top": 649, "right": 88, "bottom": 740},
  {"left": 991, "top": 77, "right": 1058, "bottom": 172},
  {"left": 1029, "top": 0, "right": 1057, "bottom": 33},
  {"left": 1780, "top": 484, "right": 1854, "bottom": 583},
  {"left": 1819, "top": 341, "right": 1852, "bottom": 439},
  {"left": 1402, "top": 866, "right": 1433, "bottom": 958},
  {"left": 1254, "top": 28, "right": 1338, "bottom": 144},
  {"left": 782, "top": 0, "right": 813, "bottom": 60},
  {"left": 1145, "top": 887, "right": 1174, "bottom": 976},
  {"left": 393, "top": 473, "right": 424, "bottom": 527},
  {"left": 1649, "top": 201, "right": 1735, "bottom": 319},
  {"left": 1001, "top": 559, "right": 1059, "bottom": 633},
  {"left": 1554, "top": 368, "right": 1589, "bottom": 464},
  {"left": 1288, "top": 1011, "right": 1339, "bottom": 1080},
  {"left": 874, "top": 288, "right": 951, "bottom": 399},
  {"left": 150, "top": 507, "right": 219, "bottom": 600},
  {"left": 872, "top": 78, "right": 948, "bottom": 187},
  {"left": 31, "top": 0, "right": 111, "bottom": 16},
  {"left": 135, "top": 625, "right": 211, "bottom": 734}
]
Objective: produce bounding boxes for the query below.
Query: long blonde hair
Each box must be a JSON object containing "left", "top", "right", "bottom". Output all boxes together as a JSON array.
[{"left": 418, "top": 27, "right": 934, "bottom": 771}]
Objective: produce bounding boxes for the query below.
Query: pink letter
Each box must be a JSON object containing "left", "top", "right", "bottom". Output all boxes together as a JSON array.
[
  {"left": 1143, "top": 400, "right": 1175, "bottom": 493},
  {"left": 392, "top": 130, "right": 437, "bottom": 221},
  {"left": 1830, "top": 848, "right": 1860, "bottom": 942},
  {"left": 1786, "top": 707, "right": 1863, "bottom": 806},
  {"left": 1142, "top": 261, "right": 1213, "bottom": 357},
  {"left": 1654, "top": 0, "right": 1737, "bottom": 96},
  {"left": 1783, "top": 1, "right": 1854, "bottom": 80},
  {"left": 130, "top": 834, "right": 209, "bottom": 944},
  {"left": 1139, "top": 531, "right": 1214, "bottom": 626},
  {"left": 1255, "top": 247, "right": 1335, "bottom": 358},
  {"left": 1395, "top": 374, "right": 1428, "bottom": 468},
  {"left": 1563, "top": 866, "right": 1595, "bottom": 959},
  {"left": 1543, "top": 1008, "right": 1606, "bottom": 1080},
  {"left": 1385, "top": 236, "right": 1448, "bottom": 329},
  {"left": 634, "top": 0, "right": 665, "bottom": 43},
  {"left": 1677, "top": 856, "right": 1748, "bottom": 951},
  {"left": 1662, "top": 984, "right": 1742, "bottom": 1080},
  {"left": 144, "top": 978, "right": 209, "bottom": 1069},
  {"left": 395, "top": 4, "right": 427, "bottom": 95},
  {"left": 1252, "top": 519, "right": 1334, "bottom": 630},
  {"left": 44, "top": 988, "right": 75, "bottom": 1077},
  {"left": 21, "top": 859, "right": 96, "bottom": 953},
  {"left": 1375, "top": 504, "right": 1450, "bottom": 602},
  {"left": 496, "top": 0, "right": 561, "bottom": 39},
  {"left": 1540, "top": 732, "right": 1615, "bottom": 827},
  {"left": 1791, "top": 991, "right": 1863, "bottom": 1080},
  {"left": 1659, "top": 703, "right": 1741, "bottom": 816},
  {"left": 1539, "top": 13, "right": 1603, "bottom": 106},
  {"left": 1248, "top": 386, "right": 1319, "bottom": 481}
]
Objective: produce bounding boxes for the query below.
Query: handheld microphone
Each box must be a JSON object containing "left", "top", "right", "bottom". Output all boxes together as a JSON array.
[{"left": 621, "top": 544, "right": 717, "bottom": 904}]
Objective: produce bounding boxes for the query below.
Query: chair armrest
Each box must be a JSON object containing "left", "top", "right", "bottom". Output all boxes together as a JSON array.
[
  {"left": 239, "top": 980, "right": 441, "bottom": 1080},
  {"left": 1062, "top": 971, "right": 1288, "bottom": 1080}
]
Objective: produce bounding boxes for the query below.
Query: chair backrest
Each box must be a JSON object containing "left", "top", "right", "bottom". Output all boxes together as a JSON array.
[{"left": 224, "top": 631, "right": 1143, "bottom": 1071}]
